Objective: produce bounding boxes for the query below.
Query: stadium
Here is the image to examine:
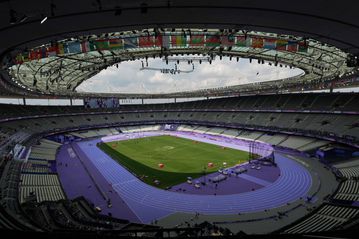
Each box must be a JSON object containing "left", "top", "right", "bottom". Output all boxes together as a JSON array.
[{"left": 0, "top": 0, "right": 359, "bottom": 238}]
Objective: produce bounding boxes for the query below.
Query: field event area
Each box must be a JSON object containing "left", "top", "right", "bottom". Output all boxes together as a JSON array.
[{"left": 99, "top": 135, "right": 250, "bottom": 189}]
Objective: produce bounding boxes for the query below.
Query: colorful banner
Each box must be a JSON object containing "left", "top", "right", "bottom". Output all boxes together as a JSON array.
[
  {"left": 65, "top": 41, "right": 82, "bottom": 54},
  {"left": 155, "top": 35, "right": 163, "bottom": 47},
  {"left": 221, "top": 34, "right": 235, "bottom": 47},
  {"left": 57, "top": 43, "right": 65, "bottom": 55},
  {"left": 124, "top": 37, "right": 138, "bottom": 49},
  {"left": 16, "top": 52, "right": 30, "bottom": 64},
  {"left": 108, "top": 38, "right": 123, "bottom": 50},
  {"left": 251, "top": 37, "right": 264, "bottom": 48},
  {"left": 29, "top": 49, "right": 41, "bottom": 60},
  {"left": 263, "top": 38, "right": 276, "bottom": 50},
  {"left": 81, "top": 41, "right": 90, "bottom": 53},
  {"left": 154, "top": 35, "right": 163, "bottom": 47},
  {"left": 13, "top": 34, "right": 311, "bottom": 64},
  {"left": 161, "top": 35, "right": 170, "bottom": 48},
  {"left": 15, "top": 54, "right": 24, "bottom": 64},
  {"left": 94, "top": 39, "right": 110, "bottom": 51},
  {"left": 298, "top": 41, "right": 308, "bottom": 53},
  {"left": 276, "top": 39, "right": 287, "bottom": 51},
  {"left": 205, "top": 34, "right": 221, "bottom": 47},
  {"left": 171, "top": 35, "right": 187, "bottom": 47},
  {"left": 189, "top": 35, "right": 204, "bottom": 46},
  {"left": 287, "top": 41, "right": 298, "bottom": 52},
  {"left": 46, "top": 46, "right": 58, "bottom": 57},
  {"left": 139, "top": 36, "right": 154, "bottom": 47},
  {"left": 40, "top": 47, "right": 47, "bottom": 58},
  {"left": 236, "top": 36, "right": 251, "bottom": 47}
]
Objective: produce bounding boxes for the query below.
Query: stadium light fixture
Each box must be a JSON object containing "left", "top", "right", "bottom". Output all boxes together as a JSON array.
[
  {"left": 9, "top": 9, "right": 17, "bottom": 24},
  {"left": 19, "top": 14, "right": 28, "bottom": 23},
  {"left": 40, "top": 16, "right": 48, "bottom": 24}
]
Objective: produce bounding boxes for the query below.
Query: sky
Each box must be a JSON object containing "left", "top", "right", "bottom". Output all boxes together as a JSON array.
[{"left": 77, "top": 56, "right": 304, "bottom": 94}]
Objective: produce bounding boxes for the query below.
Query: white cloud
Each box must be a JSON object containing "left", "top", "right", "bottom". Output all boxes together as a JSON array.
[{"left": 76, "top": 57, "right": 304, "bottom": 94}]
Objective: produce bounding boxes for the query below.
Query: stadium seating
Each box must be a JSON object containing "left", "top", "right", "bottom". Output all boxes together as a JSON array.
[
  {"left": 333, "top": 180, "right": 359, "bottom": 201},
  {"left": 284, "top": 204, "right": 359, "bottom": 234},
  {"left": 1, "top": 93, "right": 359, "bottom": 235},
  {"left": 338, "top": 167, "right": 359, "bottom": 179}
]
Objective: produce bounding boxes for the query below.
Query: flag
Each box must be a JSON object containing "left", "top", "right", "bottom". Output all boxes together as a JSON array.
[
  {"left": 154, "top": 35, "right": 163, "bottom": 47},
  {"left": 40, "top": 47, "right": 46, "bottom": 58},
  {"left": 236, "top": 35, "right": 250, "bottom": 47},
  {"left": 205, "top": 34, "right": 221, "bottom": 47},
  {"left": 65, "top": 41, "right": 82, "bottom": 54},
  {"left": 298, "top": 41, "right": 308, "bottom": 53},
  {"left": 16, "top": 52, "right": 31, "bottom": 64},
  {"left": 276, "top": 39, "right": 287, "bottom": 51},
  {"left": 57, "top": 43, "right": 65, "bottom": 55},
  {"left": 46, "top": 46, "right": 58, "bottom": 57},
  {"left": 171, "top": 35, "right": 187, "bottom": 47},
  {"left": 161, "top": 35, "right": 170, "bottom": 49},
  {"left": 30, "top": 49, "right": 41, "bottom": 60},
  {"left": 251, "top": 37, "right": 264, "bottom": 48},
  {"left": 263, "top": 38, "right": 276, "bottom": 50},
  {"left": 189, "top": 35, "right": 204, "bottom": 46},
  {"left": 139, "top": 36, "right": 154, "bottom": 47},
  {"left": 81, "top": 41, "right": 91, "bottom": 53},
  {"left": 94, "top": 39, "right": 109, "bottom": 50},
  {"left": 108, "top": 38, "right": 123, "bottom": 50},
  {"left": 287, "top": 41, "right": 298, "bottom": 52},
  {"left": 221, "top": 34, "right": 235, "bottom": 47},
  {"left": 15, "top": 54, "right": 24, "bottom": 64},
  {"left": 124, "top": 37, "right": 138, "bottom": 49},
  {"left": 22, "top": 52, "right": 29, "bottom": 62},
  {"left": 89, "top": 41, "right": 97, "bottom": 51}
]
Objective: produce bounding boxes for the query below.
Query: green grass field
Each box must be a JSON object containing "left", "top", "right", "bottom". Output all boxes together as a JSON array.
[{"left": 99, "top": 135, "right": 249, "bottom": 189}]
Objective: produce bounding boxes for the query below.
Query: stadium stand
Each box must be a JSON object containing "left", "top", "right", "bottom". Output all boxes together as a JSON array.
[
  {"left": 1, "top": 94, "right": 359, "bottom": 236},
  {"left": 1, "top": 95, "right": 358, "bottom": 149},
  {"left": 333, "top": 180, "right": 359, "bottom": 201},
  {"left": 284, "top": 204, "right": 359, "bottom": 234}
]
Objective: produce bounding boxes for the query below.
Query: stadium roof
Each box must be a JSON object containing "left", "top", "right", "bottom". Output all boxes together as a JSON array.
[{"left": 0, "top": 0, "right": 359, "bottom": 98}]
